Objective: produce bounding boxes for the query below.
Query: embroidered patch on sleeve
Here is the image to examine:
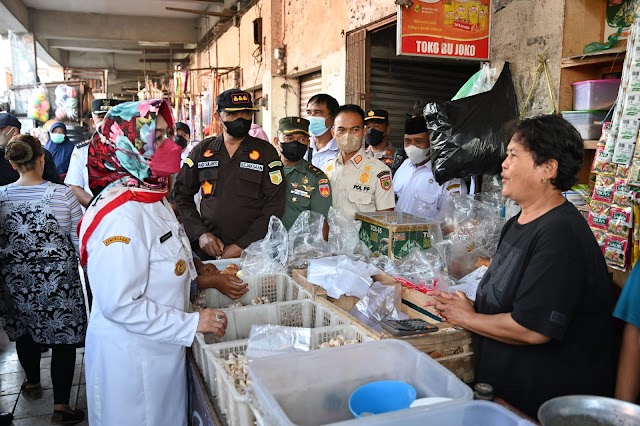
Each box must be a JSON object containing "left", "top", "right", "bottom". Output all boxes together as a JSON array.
[
  {"left": 103, "top": 236, "right": 131, "bottom": 246},
  {"left": 380, "top": 175, "right": 392, "bottom": 191},
  {"left": 269, "top": 170, "right": 283, "bottom": 185}
]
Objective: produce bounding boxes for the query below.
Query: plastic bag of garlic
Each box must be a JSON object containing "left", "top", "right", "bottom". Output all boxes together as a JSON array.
[{"left": 246, "top": 324, "right": 311, "bottom": 359}]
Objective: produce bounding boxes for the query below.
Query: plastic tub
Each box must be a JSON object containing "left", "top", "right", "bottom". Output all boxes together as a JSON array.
[
  {"left": 561, "top": 110, "right": 608, "bottom": 140},
  {"left": 572, "top": 79, "right": 620, "bottom": 111},
  {"left": 330, "top": 400, "right": 535, "bottom": 425},
  {"left": 249, "top": 339, "right": 473, "bottom": 426}
]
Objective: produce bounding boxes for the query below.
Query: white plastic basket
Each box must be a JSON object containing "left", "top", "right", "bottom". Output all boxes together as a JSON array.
[
  {"left": 205, "top": 273, "right": 312, "bottom": 309},
  {"left": 205, "top": 324, "right": 374, "bottom": 426},
  {"left": 193, "top": 299, "right": 352, "bottom": 391}
]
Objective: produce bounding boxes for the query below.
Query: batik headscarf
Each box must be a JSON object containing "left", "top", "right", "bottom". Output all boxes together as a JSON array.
[
  {"left": 79, "top": 99, "right": 176, "bottom": 265},
  {"left": 88, "top": 99, "right": 175, "bottom": 194}
]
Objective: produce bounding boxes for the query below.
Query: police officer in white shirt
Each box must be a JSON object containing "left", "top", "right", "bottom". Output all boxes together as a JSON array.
[
  {"left": 393, "top": 116, "right": 466, "bottom": 219},
  {"left": 65, "top": 98, "right": 119, "bottom": 207},
  {"left": 322, "top": 104, "right": 395, "bottom": 219}
]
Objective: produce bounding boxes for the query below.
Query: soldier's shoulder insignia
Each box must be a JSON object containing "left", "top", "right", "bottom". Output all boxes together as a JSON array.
[
  {"left": 306, "top": 163, "right": 324, "bottom": 176},
  {"left": 184, "top": 158, "right": 194, "bottom": 168}
]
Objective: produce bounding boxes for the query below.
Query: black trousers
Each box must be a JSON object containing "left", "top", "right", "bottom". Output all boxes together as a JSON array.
[{"left": 16, "top": 334, "right": 77, "bottom": 405}]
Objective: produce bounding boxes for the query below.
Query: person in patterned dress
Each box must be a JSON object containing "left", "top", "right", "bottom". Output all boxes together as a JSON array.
[{"left": 0, "top": 134, "right": 87, "bottom": 424}]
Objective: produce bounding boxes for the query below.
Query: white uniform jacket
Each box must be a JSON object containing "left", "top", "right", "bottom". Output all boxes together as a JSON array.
[
  {"left": 64, "top": 143, "right": 90, "bottom": 194},
  {"left": 393, "top": 159, "right": 466, "bottom": 219},
  {"left": 85, "top": 200, "right": 199, "bottom": 426}
]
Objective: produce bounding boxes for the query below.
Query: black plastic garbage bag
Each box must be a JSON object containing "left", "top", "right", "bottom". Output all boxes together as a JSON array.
[{"left": 425, "top": 62, "right": 517, "bottom": 184}]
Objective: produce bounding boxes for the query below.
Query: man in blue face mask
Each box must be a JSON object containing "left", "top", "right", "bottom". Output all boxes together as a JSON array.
[
  {"left": 174, "top": 89, "right": 285, "bottom": 260},
  {"left": 305, "top": 94, "right": 339, "bottom": 169}
]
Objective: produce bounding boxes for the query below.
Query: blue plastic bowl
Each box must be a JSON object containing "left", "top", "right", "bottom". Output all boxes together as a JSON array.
[{"left": 348, "top": 380, "right": 417, "bottom": 418}]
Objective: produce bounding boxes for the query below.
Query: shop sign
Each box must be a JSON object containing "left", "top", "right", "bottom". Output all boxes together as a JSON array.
[{"left": 397, "top": 0, "right": 491, "bottom": 60}]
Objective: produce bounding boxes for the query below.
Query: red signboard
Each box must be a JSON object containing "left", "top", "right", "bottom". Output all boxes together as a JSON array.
[{"left": 397, "top": 0, "right": 491, "bottom": 60}]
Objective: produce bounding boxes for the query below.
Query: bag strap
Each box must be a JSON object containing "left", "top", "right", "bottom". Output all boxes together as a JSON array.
[{"left": 519, "top": 54, "right": 558, "bottom": 120}]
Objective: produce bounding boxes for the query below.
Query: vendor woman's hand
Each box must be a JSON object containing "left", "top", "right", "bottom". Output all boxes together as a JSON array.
[
  {"left": 221, "top": 244, "right": 243, "bottom": 259},
  {"left": 199, "top": 233, "right": 224, "bottom": 258},
  {"left": 425, "top": 290, "right": 476, "bottom": 328},
  {"left": 198, "top": 274, "right": 248, "bottom": 299},
  {"left": 196, "top": 308, "right": 227, "bottom": 336}
]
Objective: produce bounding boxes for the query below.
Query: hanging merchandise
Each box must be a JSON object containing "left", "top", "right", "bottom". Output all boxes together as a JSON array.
[
  {"left": 27, "top": 84, "right": 50, "bottom": 122},
  {"left": 424, "top": 62, "right": 518, "bottom": 184},
  {"left": 53, "top": 84, "right": 79, "bottom": 121}
]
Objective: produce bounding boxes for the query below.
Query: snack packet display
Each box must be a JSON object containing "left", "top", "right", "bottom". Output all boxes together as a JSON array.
[
  {"left": 604, "top": 235, "right": 629, "bottom": 270},
  {"left": 590, "top": 228, "right": 607, "bottom": 254},
  {"left": 608, "top": 205, "right": 633, "bottom": 238},
  {"left": 613, "top": 179, "right": 633, "bottom": 206},
  {"left": 588, "top": 201, "right": 611, "bottom": 230},
  {"left": 592, "top": 175, "right": 616, "bottom": 203}
]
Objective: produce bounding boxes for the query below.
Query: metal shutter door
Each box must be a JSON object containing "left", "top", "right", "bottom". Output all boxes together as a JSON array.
[
  {"left": 299, "top": 72, "right": 322, "bottom": 116},
  {"left": 369, "top": 58, "right": 477, "bottom": 145}
]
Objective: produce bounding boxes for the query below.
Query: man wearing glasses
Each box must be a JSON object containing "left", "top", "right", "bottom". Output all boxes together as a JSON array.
[
  {"left": 393, "top": 116, "right": 466, "bottom": 219},
  {"left": 273, "top": 117, "right": 332, "bottom": 239},
  {"left": 174, "top": 89, "right": 285, "bottom": 259},
  {"left": 322, "top": 104, "right": 395, "bottom": 220}
]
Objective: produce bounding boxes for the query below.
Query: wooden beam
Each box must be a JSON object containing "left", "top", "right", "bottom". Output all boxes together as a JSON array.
[
  {"left": 165, "top": 7, "right": 235, "bottom": 18},
  {"left": 143, "top": 49, "right": 196, "bottom": 54}
]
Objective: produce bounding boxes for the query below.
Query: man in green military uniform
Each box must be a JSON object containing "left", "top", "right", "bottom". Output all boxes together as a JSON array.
[{"left": 273, "top": 117, "right": 332, "bottom": 239}]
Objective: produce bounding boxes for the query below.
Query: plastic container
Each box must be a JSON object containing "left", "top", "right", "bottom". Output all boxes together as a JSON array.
[
  {"left": 203, "top": 324, "right": 375, "bottom": 426},
  {"left": 249, "top": 339, "right": 473, "bottom": 426},
  {"left": 572, "top": 79, "right": 621, "bottom": 111},
  {"left": 561, "top": 110, "right": 608, "bottom": 140},
  {"left": 349, "top": 381, "right": 417, "bottom": 418},
  {"left": 329, "top": 400, "right": 535, "bottom": 425},
  {"left": 205, "top": 273, "right": 312, "bottom": 309}
]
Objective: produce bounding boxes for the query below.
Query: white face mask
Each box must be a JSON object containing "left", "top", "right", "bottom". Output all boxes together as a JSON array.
[
  {"left": 336, "top": 133, "right": 362, "bottom": 153},
  {"left": 405, "top": 145, "right": 430, "bottom": 165}
]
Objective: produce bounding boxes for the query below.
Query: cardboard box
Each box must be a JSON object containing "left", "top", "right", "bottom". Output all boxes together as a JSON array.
[
  {"left": 356, "top": 211, "right": 436, "bottom": 259},
  {"left": 292, "top": 268, "right": 401, "bottom": 313}
]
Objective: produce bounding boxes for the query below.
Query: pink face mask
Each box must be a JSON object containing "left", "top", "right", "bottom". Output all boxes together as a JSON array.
[{"left": 149, "top": 138, "right": 182, "bottom": 177}]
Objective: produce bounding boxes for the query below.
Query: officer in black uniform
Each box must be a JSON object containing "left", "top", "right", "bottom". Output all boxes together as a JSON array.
[{"left": 174, "top": 89, "right": 285, "bottom": 259}]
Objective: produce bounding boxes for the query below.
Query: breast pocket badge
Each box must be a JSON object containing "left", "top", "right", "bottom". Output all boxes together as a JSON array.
[{"left": 175, "top": 259, "right": 187, "bottom": 276}]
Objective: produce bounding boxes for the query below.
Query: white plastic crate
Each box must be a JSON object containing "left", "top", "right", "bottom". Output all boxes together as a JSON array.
[
  {"left": 205, "top": 324, "right": 374, "bottom": 426},
  {"left": 205, "top": 273, "right": 312, "bottom": 309},
  {"left": 193, "top": 299, "right": 352, "bottom": 390}
]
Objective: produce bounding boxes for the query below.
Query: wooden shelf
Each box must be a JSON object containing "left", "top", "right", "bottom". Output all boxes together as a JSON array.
[
  {"left": 561, "top": 46, "right": 626, "bottom": 68},
  {"left": 584, "top": 140, "right": 599, "bottom": 150}
]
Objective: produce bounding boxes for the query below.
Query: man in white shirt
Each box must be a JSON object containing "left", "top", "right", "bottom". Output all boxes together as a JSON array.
[
  {"left": 322, "top": 104, "right": 395, "bottom": 220},
  {"left": 305, "top": 94, "right": 340, "bottom": 169},
  {"left": 65, "top": 98, "right": 119, "bottom": 207},
  {"left": 393, "top": 116, "right": 466, "bottom": 219}
]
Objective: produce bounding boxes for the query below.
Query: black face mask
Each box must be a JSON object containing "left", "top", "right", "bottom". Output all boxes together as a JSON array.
[
  {"left": 365, "top": 128, "right": 385, "bottom": 146},
  {"left": 280, "top": 141, "right": 308, "bottom": 162},
  {"left": 223, "top": 118, "right": 252, "bottom": 138}
]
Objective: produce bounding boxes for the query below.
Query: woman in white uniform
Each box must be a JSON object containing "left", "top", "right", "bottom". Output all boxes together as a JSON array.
[{"left": 79, "top": 99, "right": 227, "bottom": 426}]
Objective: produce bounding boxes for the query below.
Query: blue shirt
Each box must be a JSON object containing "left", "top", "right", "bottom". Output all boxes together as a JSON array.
[
  {"left": 307, "top": 137, "right": 338, "bottom": 169},
  {"left": 613, "top": 264, "right": 640, "bottom": 328}
]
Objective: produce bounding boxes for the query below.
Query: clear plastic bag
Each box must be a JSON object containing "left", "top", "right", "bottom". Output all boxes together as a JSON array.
[
  {"left": 307, "top": 255, "right": 377, "bottom": 299},
  {"left": 392, "top": 247, "right": 453, "bottom": 292},
  {"left": 451, "top": 63, "right": 495, "bottom": 101},
  {"left": 246, "top": 325, "right": 311, "bottom": 359},
  {"left": 328, "top": 207, "right": 370, "bottom": 257},
  {"left": 287, "top": 210, "right": 331, "bottom": 270},
  {"left": 349, "top": 281, "right": 405, "bottom": 331},
  {"left": 240, "top": 216, "right": 288, "bottom": 275}
]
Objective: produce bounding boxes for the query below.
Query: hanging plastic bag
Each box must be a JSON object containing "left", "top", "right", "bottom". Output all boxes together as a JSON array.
[
  {"left": 425, "top": 62, "right": 518, "bottom": 184},
  {"left": 27, "top": 84, "right": 50, "bottom": 122},
  {"left": 240, "top": 216, "right": 288, "bottom": 275},
  {"left": 451, "top": 63, "right": 494, "bottom": 101},
  {"left": 287, "top": 210, "right": 331, "bottom": 270}
]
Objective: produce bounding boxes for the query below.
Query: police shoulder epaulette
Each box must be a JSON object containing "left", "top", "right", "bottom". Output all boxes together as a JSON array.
[
  {"left": 306, "top": 163, "right": 324, "bottom": 176},
  {"left": 212, "top": 137, "right": 223, "bottom": 153},
  {"left": 76, "top": 139, "right": 90, "bottom": 148}
]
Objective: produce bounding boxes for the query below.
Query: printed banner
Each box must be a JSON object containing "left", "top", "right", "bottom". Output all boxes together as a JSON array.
[{"left": 397, "top": 0, "right": 491, "bottom": 60}]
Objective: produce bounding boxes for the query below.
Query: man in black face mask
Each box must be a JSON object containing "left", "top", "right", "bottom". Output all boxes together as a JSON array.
[
  {"left": 364, "top": 109, "right": 398, "bottom": 174},
  {"left": 273, "top": 117, "right": 332, "bottom": 239},
  {"left": 174, "top": 89, "right": 285, "bottom": 259}
]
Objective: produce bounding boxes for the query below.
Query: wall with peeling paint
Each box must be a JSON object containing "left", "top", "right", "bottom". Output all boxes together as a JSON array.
[{"left": 490, "top": 0, "right": 564, "bottom": 118}]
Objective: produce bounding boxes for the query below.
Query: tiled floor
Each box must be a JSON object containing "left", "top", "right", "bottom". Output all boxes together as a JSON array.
[{"left": 0, "top": 330, "right": 88, "bottom": 425}]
